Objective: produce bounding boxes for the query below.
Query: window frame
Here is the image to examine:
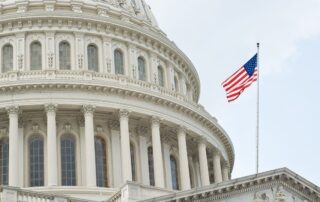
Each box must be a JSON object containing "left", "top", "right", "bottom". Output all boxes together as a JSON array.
[
  {"left": 30, "top": 41, "right": 42, "bottom": 70},
  {"left": 1, "top": 44, "right": 13, "bottom": 73}
]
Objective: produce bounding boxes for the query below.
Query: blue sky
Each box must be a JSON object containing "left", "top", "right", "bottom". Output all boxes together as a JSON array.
[{"left": 147, "top": 0, "right": 320, "bottom": 185}]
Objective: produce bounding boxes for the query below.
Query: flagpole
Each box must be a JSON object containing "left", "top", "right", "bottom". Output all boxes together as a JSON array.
[{"left": 256, "top": 42, "right": 260, "bottom": 174}]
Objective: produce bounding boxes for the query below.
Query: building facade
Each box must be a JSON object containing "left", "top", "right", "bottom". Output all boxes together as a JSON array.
[
  {"left": 0, "top": 0, "right": 235, "bottom": 201},
  {"left": 0, "top": 0, "right": 319, "bottom": 201}
]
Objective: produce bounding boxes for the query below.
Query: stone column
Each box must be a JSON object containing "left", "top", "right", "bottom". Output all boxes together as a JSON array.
[
  {"left": 177, "top": 127, "right": 191, "bottom": 190},
  {"left": 45, "top": 104, "right": 58, "bottom": 186},
  {"left": 102, "top": 37, "right": 112, "bottom": 74},
  {"left": 198, "top": 140, "right": 210, "bottom": 186},
  {"left": 82, "top": 105, "right": 97, "bottom": 187},
  {"left": 213, "top": 151, "right": 223, "bottom": 183},
  {"left": 119, "top": 109, "right": 132, "bottom": 182},
  {"left": 16, "top": 32, "right": 25, "bottom": 71},
  {"left": 74, "top": 32, "right": 84, "bottom": 70},
  {"left": 151, "top": 116, "right": 165, "bottom": 188},
  {"left": 45, "top": 31, "right": 55, "bottom": 69},
  {"left": 7, "top": 106, "right": 19, "bottom": 186},
  {"left": 222, "top": 163, "right": 230, "bottom": 181}
]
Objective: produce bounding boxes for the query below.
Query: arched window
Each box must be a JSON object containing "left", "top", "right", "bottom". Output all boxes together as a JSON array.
[
  {"left": 87, "top": 44, "right": 99, "bottom": 72},
  {"left": 138, "top": 57, "right": 146, "bottom": 81},
  {"left": 174, "top": 76, "right": 179, "bottom": 92},
  {"left": 95, "top": 137, "right": 108, "bottom": 187},
  {"left": 29, "top": 135, "right": 44, "bottom": 187},
  {"left": 2, "top": 44, "right": 13, "bottom": 73},
  {"left": 30, "top": 41, "right": 42, "bottom": 70},
  {"left": 59, "top": 41, "right": 71, "bottom": 70},
  {"left": 114, "top": 49, "right": 124, "bottom": 75},
  {"left": 147, "top": 147, "right": 155, "bottom": 186},
  {"left": 0, "top": 138, "right": 9, "bottom": 185},
  {"left": 158, "top": 66, "right": 164, "bottom": 87},
  {"left": 61, "top": 135, "right": 76, "bottom": 186},
  {"left": 130, "top": 143, "right": 136, "bottom": 181},
  {"left": 170, "top": 155, "right": 179, "bottom": 190}
]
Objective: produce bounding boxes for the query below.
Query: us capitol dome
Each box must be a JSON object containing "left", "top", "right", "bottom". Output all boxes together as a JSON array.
[{"left": 0, "top": 0, "right": 319, "bottom": 202}]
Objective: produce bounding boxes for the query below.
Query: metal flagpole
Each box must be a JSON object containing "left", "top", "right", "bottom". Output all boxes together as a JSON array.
[{"left": 256, "top": 43, "right": 260, "bottom": 174}]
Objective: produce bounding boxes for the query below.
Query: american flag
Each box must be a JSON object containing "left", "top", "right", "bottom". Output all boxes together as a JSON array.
[{"left": 222, "top": 54, "right": 258, "bottom": 102}]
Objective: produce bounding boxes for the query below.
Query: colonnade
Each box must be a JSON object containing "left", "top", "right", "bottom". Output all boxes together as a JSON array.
[{"left": 6, "top": 104, "right": 230, "bottom": 190}]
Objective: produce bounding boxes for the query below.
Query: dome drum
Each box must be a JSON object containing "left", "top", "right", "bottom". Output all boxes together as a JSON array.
[{"left": 0, "top": 0, "right": 235, "bottom": 200}]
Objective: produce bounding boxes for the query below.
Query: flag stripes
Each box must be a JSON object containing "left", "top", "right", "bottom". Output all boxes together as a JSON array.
[{"left": 222, "top": 54, "right": 258, "bottom": 102}]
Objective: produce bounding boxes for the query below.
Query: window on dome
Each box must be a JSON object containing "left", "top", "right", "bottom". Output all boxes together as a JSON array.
[
  {"left": 0, "top": 138, "right": 9, "bottom": 185},
  {"left": 59, "top": 41, "right": 71, "bottom": 70},
  {"left": 2, "top": 44, "right": 13, "bottom": 73},
  {"left": 87, "top": 44, "right": 99, "bottom": 72},
  {"left": 95, "top": 137, "right": 108, "bottom": 187},
  {"left": 130, "top": 143, "right": 136, "bottom": 181},
  {"left": 158, "top": 66, "right": 164, "bottom": 87},
  {"left": 30, "top": 41, "right": 42, "bottom": 70},
  {"left": 29, "top": 135, "right": 44, "bottom": 187},
  {"left": 114, "top": 49, "right": 124, "bottom": 75},
  {"left": 61, "top": 135, "right": 76, "bottom": 186},
  {"left": 147, "top": 146, "right": 155, "bottom": 186},
  {"left": 138, "top": 57, "right": 146, "bottom": 81},
  {"left": 170, "top": 155, "right": 179, "bottom": 190}
]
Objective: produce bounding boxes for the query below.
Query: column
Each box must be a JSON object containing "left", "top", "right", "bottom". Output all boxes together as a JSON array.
[
  {"left": 18, "top": 119, "right": 24, "bottom": 187},
  {"left": 16, "top": 32, "right": 25, "bottom": 71},
  {"left": 74, "top": 32, "right": 84, "bottom": 70},
  {"left": 138, "top": 133, "right": 150, "bottom": 185},
  {"left": 149, "top": 52, "right": 158, "bottom": 84},
  {"left": 82, "top": 105, "right": 97, "bottom": 186},
  {"left": 45, "top": 31, "right": 55, "bottom": 69},
  {"left": 213, "top": 151, "right": 223, "bottom": 183},
  {"left": 198, "top": 140, "right": 209, "bottom": 186},
  {"left": 45, "top": 104, "right": 58, "bottom": 186},
  {"left": 166, "top": 62, "right": 175, "bottom": 91},
  {"left": 151, "top": 116, "right": 165, "bottom": 188},
  {"left": 119, "top": 109, "right": 132, "bottom": 182},
  {"left": 78, "top": 119, "right": 86, "bottom": 186},
  {"left": 177, "top": 127, "right": 191, "bottom": 190},
  {"left": 222, "top": 162, "right": 230, "bottom": 181},
  {"left": 109, "top": 120, "right": 122, "bottom": 187},
  {"left": 128, "top": 44, "right": 137, "bottom": 79},
  {"left": 7, "top": 106, "right": 19, "bottom": 186},
  {"left": 102, "top": 37, "right": 112, "bottom": 74}
]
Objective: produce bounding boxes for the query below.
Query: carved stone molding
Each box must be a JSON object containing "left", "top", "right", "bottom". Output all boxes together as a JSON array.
[
  {"left": 6, "top": 105, "right": 20, "bottom": 115},
  {"left": 95, "top": 125, "right": 103, "bottom": 134},
  {"left": 151, "top": 116, "right": 160, "bottom": 127},
  {"left": 82, "top": 105, "right": 96, "bottom": 115},
  {"left": 119, "top": 109, "right": 130, "bottom": 119},
  {"left": 32, "top": 123, "right": 40, "bottom": 132},
  {"left": 108, "top": 119, "right": 120, "bottom": 131},
  {"left": 45, "top": 104, "right": 58, "bottom": 113},
  {"left": 63, "top": 123, "right": 72, "bottom": 132}
]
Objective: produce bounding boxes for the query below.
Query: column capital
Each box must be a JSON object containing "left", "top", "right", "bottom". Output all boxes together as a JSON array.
[
  {"left": 222, "top": 161, "right": 230, "bottom": 169},
  {"left": 119, "top": 109, "right": 130, "bottom": 119},
  {"left": 6, "top": 105, "right": 20, "bottom": 115},
  {"left": 45, "top": 104, "right": 58, "bottom": 113},
  {"left": 196, "top": 136, "right": 208, "bottom": 145},
  {"left": 151, "top": 116, "right": 161, "bottom": 126},
  {"left": 82, "top": 105, "right": 96, "bottom": 115},
  {"left": 213, "top": 149, "right": 221, "bottom": 157},
  {"left": 178, "top": 126, "right": 187, "bottom": 134},
  {"left": 108, "top": 119, "right": 120, "bottom": 131}
]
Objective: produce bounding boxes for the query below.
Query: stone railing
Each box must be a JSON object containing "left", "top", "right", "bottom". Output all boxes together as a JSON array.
[
  {"left": 0, "top": 186, "right": 98, "bottom": 202},
  {"left": 0, "top": 70, "right": 196, "bottom": 106}
]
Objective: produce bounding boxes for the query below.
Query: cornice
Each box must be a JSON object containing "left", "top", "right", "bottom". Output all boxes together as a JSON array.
[
  {"left": 0, "top": 9, "right": 200, "bottom": 101},
  {"left": 0, "top": 70, "right": 234, "bottom": 170},
  {"left": 140, "top": 168, "right": 320, "bottom": 202}
]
